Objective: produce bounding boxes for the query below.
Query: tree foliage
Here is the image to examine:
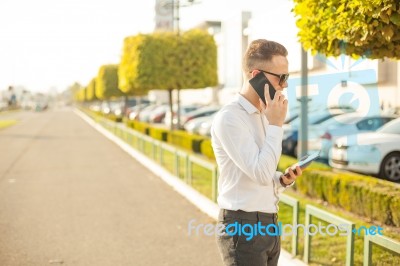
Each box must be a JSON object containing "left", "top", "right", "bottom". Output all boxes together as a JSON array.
[
  {"left": 69, "top": 82, "right": 83, "bottom": 102},
  {"left": 119, "top": 33, "right": 176, "bottom": 94},
  {"left": 76, "top": 88, "right": 86, "bottom": 102},
  {"left": 293, "top": 0, "right": 400, "bottom": 59},
  {"left": 96, "top": 64, "right": 124, "bottom": 99},
  {"left": 86, "top": 78, "right": 97, "bottom": 101},
  {"left": 179, "top": 29, "right": 218, "bottom": 88},
  {"left": 118, "top": 29, "right": 218, "bottom": 94}
]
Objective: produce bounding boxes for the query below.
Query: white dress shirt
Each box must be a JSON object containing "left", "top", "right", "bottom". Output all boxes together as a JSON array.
[{"left": 211, "top": 94, "right": 291, "bottom": 213}]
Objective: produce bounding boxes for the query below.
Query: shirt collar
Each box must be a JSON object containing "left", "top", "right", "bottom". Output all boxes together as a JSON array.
[{"left": 238, "top": 94, "right": 259, "bottom": 114}]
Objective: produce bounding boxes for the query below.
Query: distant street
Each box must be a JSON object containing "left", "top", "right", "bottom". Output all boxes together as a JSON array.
[{"left": 0, "top": 108, "right": 221, "bottom": 266}]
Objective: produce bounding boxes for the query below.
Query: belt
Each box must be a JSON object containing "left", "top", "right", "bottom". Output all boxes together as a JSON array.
[{"left": 220, "top": 209, "right": 278, "bottom": 222}]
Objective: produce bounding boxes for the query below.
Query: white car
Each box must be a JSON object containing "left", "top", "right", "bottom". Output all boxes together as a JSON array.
[
  {"left": 184, "top": 113, "right": 216, "bottom": 134},
  {"left": 308, "top": 113, "right": 396, "bottom": 160},
  {"left": 164, "top": 104, "right": 201, "bottom": 128},
  {"left": 197, "top": 115, "right": 216, "bottom": 137},
  {"left": 329, "top": 117, "right": 400, "bottom": 182}
]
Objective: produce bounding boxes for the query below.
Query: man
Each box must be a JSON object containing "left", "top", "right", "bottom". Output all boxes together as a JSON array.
[{"left": 211, "top": 39, "right": 303, "bottom": 266}]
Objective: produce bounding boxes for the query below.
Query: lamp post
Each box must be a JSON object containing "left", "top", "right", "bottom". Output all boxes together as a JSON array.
[
  {"left": 298, "top": 47, "right": 309, "bottom": 159},
  {"left": 155, "top": 0, "right": 201, "bottom": 129},
  {"left": 172, "top": 0, "right": 201, "bottom": 129},
  {"left": 174, "top": 0, "right": 200, "bottom": 35},
  {"left": 156, "top": 0, "right": 200, "bottom": 34}
]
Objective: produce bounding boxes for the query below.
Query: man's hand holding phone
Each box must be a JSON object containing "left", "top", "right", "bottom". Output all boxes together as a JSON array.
[
  {"left": 259, "top": 84, "right": 288, "bottom": 127},
  {"left": 279, "top": 151, "right": 320, "bottom": 187},
  {"left": 280, "top": 165, "right": 302, "bottom": 187}
]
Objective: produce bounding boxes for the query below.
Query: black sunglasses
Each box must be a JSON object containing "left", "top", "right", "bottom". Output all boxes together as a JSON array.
[{"left": 255, "top": 69, "right": 289, "bottom": 85}]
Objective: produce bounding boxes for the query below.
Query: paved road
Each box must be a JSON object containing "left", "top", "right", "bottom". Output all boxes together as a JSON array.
[{"left": 0, "top": 108, "right": 221, "bottom": 266}]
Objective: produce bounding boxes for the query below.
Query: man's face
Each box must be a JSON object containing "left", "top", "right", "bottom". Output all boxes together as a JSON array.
[{"left": 262, "top": 55, "right": 289, "bottom": 92}]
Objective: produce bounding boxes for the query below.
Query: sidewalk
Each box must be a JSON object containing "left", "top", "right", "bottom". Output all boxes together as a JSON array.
[{"left": 0, "top": 108, "right": 306, "bottom": 266}]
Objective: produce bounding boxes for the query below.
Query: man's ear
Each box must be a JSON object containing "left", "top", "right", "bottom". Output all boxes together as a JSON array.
[{"left": 250, "top": 69, "right": 260, "bottom": 78}]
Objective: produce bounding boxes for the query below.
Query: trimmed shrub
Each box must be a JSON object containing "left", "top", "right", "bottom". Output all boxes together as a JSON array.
[
  {"left": 149, "top": 127, "right": 169, "bottom": 142},
  {"left": 119, "top": 30, "right": 218, "bottom": 95},
  {"left": 127, "top": 120, "right": 150, "bottom": 134},
  {"left": 200, "top": 139, "right": 215, "bottom": 159},
  {"left": 125, "top": 120, "right": 134, "bottom": 129},
  {"left": 390, "top": 196, "right": 400, "bottom": 226},
  {"left": 96, "top": 64, "right": 125, "bottom": 99},
  {"left": 106, "top": 114, "right": 122, "bottom": 122},
  {"left": 277, "top": 155, "right": 400, "bottom": 227},
  {"left": 168, "top": 130, "right": 207, "bottom": 153}
]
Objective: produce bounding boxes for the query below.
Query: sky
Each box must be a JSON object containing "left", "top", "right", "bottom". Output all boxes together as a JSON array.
[
  {"left": 0, "top": 0, "right": 291, "bottom": 94},
  {"left": 0, "top": 0, "right": 239, "bottom": 93}
]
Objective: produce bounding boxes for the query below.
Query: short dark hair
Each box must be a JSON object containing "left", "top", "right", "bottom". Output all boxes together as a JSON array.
[{"left": 242, "top": 39, "right": 288, "bottom": 73}]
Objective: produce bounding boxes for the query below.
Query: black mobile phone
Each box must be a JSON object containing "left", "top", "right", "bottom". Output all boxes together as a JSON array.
[
  {"left": 284, "top": 151, "right": 320, "bottom": 177},
  {"left": 249, "top": 71, "right": 276, "bottom": 104}
]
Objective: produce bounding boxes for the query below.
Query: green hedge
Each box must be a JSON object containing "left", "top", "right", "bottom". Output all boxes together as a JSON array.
[
  {"left": 149, "top": 127, "right": 169, "bottom": 142},
  {"left": 167, "top": 130, "right": 207, "bottom": 153},
  {"left": 277, "top": 155, "right": 400, "bottom": 227},
  {"left": 127, "top": 120, "right": 150, "bottom": 135},
  {"left": 105, "top": 114, "right": 122, "bottom": 122},
  {"left": 391, "top": 196, "right": 400, "bottom": 226},
  {"left": 200, "top": 139, "right": 215, "bottom": 160},
  {"left": 125, "top": 119, "right": 213, "bottom": 156},
  {"left": 85, "top": 109, "right": 121, "bottom": 122}
]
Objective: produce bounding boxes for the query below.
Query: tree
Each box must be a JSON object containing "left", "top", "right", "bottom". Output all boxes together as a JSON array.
[
  {"left": 86, "top": 78, "right": 97, "bottom": 101},
  {"left": 119, "top": 29, "right": 218, "bottom": 128},
  {"left": 178, "top": 29, "right": 218, "bottom": 88},
  {"left": 76, "top": 88, "right": 86, "bottom": 102},
  {"left": 119, "top": 33, "right": 178, "bottom": 95},
  {"left": 96, "top": 64, "right": 125, "bottom": 100},
  {"left": 293, "top": 0, "right": 400, "bottom": 59},
  {"left": 69, "top": 82, "right": 83, "bottom": 102}
]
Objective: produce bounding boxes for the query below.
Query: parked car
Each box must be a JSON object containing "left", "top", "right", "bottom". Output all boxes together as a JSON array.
[
  {"left": 101, "top": 102, "right": 112, "bottom": 115},
  {"left": 329, "top": 117, "right": 400, "bottom": 182},
  {"left": 308, "top": 113, "right": 396, "bottom": 160},
  {"left": 100, "top": 100, "right": 124, "bottom": 118},
  {"left": 282, "top": 108, "right": 353, "bottom": 156},
  {"left": 164, "top": 104, "right": 202, "bottom": 128},
  {"left": 124, "top": 98, "right": 150, "bottom": 117},
  {"left": 284, "top": 105, "right": 355, "bottom": 125},
  {"left": 89, "top": 102, "right": 101, "bottom": 112},
  {"left": 127, "top": 103, "right": 150, "bottom": 120},
  {"left": 149, "top": 104, "right": 169, "bottom": 123},
  {"left": 197, "top": 115, "right": 215, "bottom": 137},
  {"left": 137, "top": 104, "right": 159, "bottom": 122},
  {"left": 184, "top": 113, "right": 216, "bottom": 134},
  {"left": 180, "top": 105, "right": 221, "bottom": 127}
]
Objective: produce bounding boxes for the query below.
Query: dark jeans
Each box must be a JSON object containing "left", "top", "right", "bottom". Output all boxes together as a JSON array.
[{"left": 216, "top": 209, "right": 281, "bottom": 266}]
